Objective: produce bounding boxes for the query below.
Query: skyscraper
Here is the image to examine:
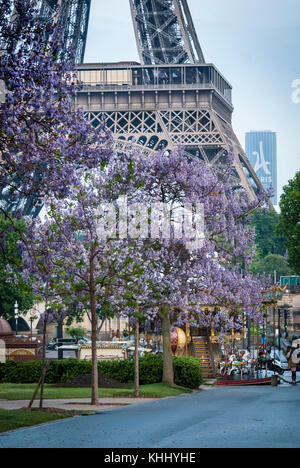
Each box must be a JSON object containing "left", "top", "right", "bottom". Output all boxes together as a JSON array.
[{"left": 245, "top": 131, "right": 278, "bottom": 205}]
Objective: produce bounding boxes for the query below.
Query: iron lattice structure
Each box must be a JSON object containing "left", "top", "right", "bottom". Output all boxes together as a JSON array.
[
  {"left": 130, "top": 0, "right": 205, "bottom": 65},
  {"left": 39, "top": 0, "right": 91, "bottom": 63},
  {"left": 77, "top": 65, "right": 263, "bottom": 202}
]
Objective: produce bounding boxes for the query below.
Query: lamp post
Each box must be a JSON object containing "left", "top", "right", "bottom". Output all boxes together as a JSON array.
[
  {"left": 14, "top": 301, "right": 19, "bottom": 336},
  {"left": 262, "top": 285, "right": 288, "bottom": 381},
  {"left": 284, "top": 309, "right": 288, "bottom": 336}
]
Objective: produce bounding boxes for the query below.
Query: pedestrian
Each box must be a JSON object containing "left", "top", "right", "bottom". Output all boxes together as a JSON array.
[{"left": 286, "top": 342, "right": 300, "bottom": 385}]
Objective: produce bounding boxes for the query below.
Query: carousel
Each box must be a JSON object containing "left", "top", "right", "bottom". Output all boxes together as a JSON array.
[{"left": 213, "top": 286, "right": 288, "bottom": 386}]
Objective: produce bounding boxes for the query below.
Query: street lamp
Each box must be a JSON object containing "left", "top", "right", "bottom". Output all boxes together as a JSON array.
[{"left": 14, "top": 301, "right": 19, "bottom": 337}]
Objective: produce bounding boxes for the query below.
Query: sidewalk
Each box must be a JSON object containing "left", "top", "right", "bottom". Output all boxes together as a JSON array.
[{"left": 0, "top": 397, "right": 159, "bottom": 412}]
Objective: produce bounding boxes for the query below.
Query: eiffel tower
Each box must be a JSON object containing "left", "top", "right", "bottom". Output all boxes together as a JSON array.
[{"left": 75, "top": 0, "right": 264, "bottom": 201}]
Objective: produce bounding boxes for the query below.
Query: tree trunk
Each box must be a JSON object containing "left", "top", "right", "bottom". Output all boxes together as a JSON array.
[
  {"left": 159, "top": 305, "right": 174, "bottom": 385},
  {"left": 90, "top": 261, "right": 99, "bottom": 405},
  {"left": 134, "top": 316, "right": 139, "bottom": 397},
  {"left": 39, "top": 311, "right": 48, "bottom": 410}
]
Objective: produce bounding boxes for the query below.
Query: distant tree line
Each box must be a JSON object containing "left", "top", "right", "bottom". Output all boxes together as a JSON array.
[{"left": 251, "top": 171, "right": 300, "bottom": 280}]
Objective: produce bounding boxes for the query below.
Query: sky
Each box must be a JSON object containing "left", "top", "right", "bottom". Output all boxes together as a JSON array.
[{"left": 84, "top": 0, "right": 300, "bottom": 202}]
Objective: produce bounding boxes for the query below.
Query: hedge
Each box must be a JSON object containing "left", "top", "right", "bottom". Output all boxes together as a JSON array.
[
  {"left": 0, "top": 354, "right": 202, "bottom": 389},
  {"left": 173, "top": 356, "right": 202, "bottom": 389}
]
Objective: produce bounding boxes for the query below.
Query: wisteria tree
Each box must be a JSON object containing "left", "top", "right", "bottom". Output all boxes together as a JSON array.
[{"left": 0, "top": 0, "right": 112, "bottom": 218}]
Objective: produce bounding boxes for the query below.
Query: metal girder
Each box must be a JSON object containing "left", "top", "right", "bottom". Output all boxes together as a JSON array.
[
  {"left": 39, "top": 0, "right": 91, "bottom": 63},
  {"left": 129, "top": 0, "right": 205, "bottom": 65}
]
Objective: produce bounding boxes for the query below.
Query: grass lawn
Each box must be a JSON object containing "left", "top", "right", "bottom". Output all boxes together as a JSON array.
[
  {"left": 0, "top": 382, "right": 192, "bottom": 401},
  {"left": 0, "top": 408, "right": 76, "bottom": 434}
]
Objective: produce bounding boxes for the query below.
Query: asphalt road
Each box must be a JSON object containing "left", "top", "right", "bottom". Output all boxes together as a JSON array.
[{"left": 1, "top": 383, "right": 300, "bottom": 448}]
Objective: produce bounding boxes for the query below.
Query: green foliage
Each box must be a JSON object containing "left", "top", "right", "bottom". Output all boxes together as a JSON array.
[
  {"left": 277, "top": 172, "right": 300, "bottom": 275},
  {"left": 55, "top": 359, "right": 92, "bottom": 384},
  {"left": 0, "top": 355, "right": 203, "bottom": 388},
  {"left": 252, "top": 253, "right": 294, "bottom": 278},
  {"left": 0, "top": 215, "right": 34, "bottom": 320},
  {"left": 0, "top": 360, "right": 45, "bottom": 384},
  {"left": 249, "top": 209, "right": 295, "bottom": 280}
]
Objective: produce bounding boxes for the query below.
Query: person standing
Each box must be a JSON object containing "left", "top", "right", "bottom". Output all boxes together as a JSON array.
[{"left": 287, "top": 342, "right": 300, "bottom": 385}]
